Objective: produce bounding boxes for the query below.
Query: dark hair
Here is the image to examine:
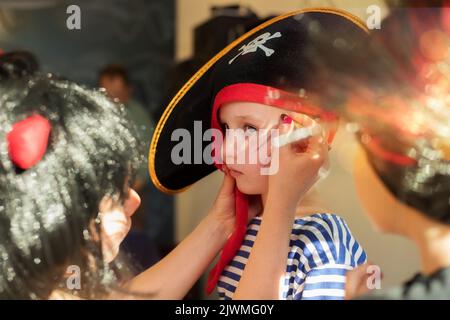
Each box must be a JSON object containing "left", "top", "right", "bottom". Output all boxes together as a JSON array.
[
  {"left": 98, "top": 64, "right": 130, "bottom": 86},
  {"left": 0, "top": 50, "right": 40, "bottom": 78},
  {"left": 0, "top": 54, "right": 143, "bottom": 298}
]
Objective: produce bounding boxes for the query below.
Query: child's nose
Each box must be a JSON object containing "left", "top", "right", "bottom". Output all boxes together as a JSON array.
[{"left": 123, "top": 188, "right": 141, "bottom": 217}]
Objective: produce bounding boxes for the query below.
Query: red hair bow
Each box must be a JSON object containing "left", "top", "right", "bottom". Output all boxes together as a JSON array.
[{"left": 7, "top": 114, "right": 51, "bottom": 170}]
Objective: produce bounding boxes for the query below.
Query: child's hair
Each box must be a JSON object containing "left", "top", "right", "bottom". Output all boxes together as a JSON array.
[{"left": 0, "top": 52, "right": 143, "bottom": 299}]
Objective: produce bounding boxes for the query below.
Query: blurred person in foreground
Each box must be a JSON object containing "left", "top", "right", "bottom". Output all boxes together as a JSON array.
[{"left": 315, "top": 2, "right": 450, "bottom": 299}]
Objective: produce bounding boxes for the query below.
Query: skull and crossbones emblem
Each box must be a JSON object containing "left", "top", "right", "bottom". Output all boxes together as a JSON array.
[{"left": 228, "top": 31, "right": 282, "bottom": 65}]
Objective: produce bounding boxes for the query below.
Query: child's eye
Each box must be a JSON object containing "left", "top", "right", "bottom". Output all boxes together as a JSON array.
[{"left": 244, "top": 124, "right": 257, "bottom": 134}]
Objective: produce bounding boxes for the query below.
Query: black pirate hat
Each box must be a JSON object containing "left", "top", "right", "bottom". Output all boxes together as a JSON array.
[{"left": 149, "top": 8, "right": 369, "bottom": 194}]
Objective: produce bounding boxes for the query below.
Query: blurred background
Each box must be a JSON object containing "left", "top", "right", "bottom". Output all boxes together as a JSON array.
[{"left": 0, "top": 0, "right": 420, "bottom": 299}]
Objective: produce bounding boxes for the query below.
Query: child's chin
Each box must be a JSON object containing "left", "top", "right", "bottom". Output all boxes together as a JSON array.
[{"left": 236, "top": 179, "right": 264, "bottom": 195}]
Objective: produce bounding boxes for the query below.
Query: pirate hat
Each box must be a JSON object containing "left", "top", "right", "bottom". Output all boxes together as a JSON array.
[{"left": 149, "top": 7, "right": 368, "bottom": 194}]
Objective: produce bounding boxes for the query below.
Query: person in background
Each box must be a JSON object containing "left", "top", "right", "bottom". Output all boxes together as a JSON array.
[
  {"left": 98, "top": 64, "right": 159, "bottom": 273},
  {"left": 98, "top": 64, "right": 154, "bottom": 190}
]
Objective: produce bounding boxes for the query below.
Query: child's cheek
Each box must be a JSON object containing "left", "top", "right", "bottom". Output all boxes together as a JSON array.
[
  {"left": 235, "top": 166, "right": 269, "bottom": 195},
  {"left": 245, "top": 134, "right": 272, "bottom": 167},
  {"left": 233, "top": 148, "right": 264, "bottom": 179}
]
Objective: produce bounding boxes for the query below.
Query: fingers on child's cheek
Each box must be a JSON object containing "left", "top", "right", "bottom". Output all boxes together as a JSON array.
[
  {"left": 299, "top": 116, "right": 313, "bottom": 127},
  {"left": 303, "top": 136, "right": 317, "bottom": 153},
  {"left": 293, "top": 138, "right": 310, "bottom": 153},
  {"left": 279, "top": 121, "right": 292, "bottom": 135},
  {"left": 289, "top": 113, "right": 313, "bottom": 128}
]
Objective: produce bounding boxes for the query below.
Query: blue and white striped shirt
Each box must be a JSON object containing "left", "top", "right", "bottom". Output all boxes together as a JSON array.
[{"left": 217, "top": 213, "right": 367, "bottom": 300}]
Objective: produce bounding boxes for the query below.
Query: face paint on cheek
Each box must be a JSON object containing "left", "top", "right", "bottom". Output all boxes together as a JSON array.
[
  {"left": 245, "top": 133, "right": 260, "bottom": 165},
  {"left": 259, "top": 134, "right": 272, "bottom": 168},
  {"left": 273, "top": 115, "right": 324, "bottom": 149},
  {"left": 250, "top": 127, "right": 276, "bottom": 169}
]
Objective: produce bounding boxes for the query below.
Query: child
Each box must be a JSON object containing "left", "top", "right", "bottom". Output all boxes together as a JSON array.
[
  {"left": 333, "top": 4, "right": 450, "bottom": 299},
  {"left": 149, "top": 8, "right": 370, "bottom": 299}
]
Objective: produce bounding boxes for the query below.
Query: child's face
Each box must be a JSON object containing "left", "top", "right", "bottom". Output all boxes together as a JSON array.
[{"left": 219, "top": 102, "right": 309, "bottom": 195}]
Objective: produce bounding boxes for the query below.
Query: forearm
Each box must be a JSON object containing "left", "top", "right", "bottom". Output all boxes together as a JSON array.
[
  {"left": 233, "top": 194, "right": 297, "bottom": 300},
  {"left": 118, "top": 214, "right": 230, "bottom": 299}
]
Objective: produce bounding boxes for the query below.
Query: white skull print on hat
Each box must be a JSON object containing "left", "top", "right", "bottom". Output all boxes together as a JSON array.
[{"left": 228, "top": 32, "right": 282, "bottom": 64}]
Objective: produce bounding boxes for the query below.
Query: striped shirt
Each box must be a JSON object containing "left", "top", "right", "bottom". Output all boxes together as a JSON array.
[{"left": 217, "top": 213, "right": 367, "bottom": 300}]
